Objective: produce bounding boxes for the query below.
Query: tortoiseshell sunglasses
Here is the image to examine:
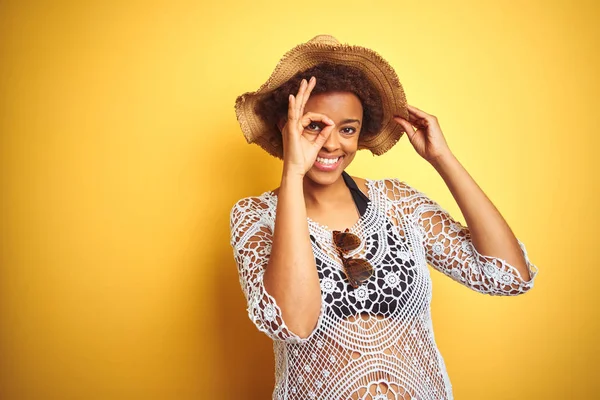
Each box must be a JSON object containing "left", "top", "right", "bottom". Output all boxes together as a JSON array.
[{"left": 332, "top": 229, "right": 374, "bottom": 289}]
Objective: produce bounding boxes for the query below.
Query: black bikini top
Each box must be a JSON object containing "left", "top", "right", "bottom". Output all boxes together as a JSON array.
[
  {"left": 319, "top": 173, "right": 415, "bottom": 319},
  {"left": 341, "top": 171, "right": 370, "bottom": 216}
]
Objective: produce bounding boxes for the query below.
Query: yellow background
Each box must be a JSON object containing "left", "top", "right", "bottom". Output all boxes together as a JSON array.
[{"left": 1, "top": 0, "right": 597, "bottom": 398}]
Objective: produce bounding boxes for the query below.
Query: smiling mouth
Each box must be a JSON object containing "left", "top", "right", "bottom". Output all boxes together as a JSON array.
[
  {"left": 313, "top": 155, "right": 344, "bottom": 171},
  {"left": 316, "top": 156, "right": 341, "bottom": 165}
]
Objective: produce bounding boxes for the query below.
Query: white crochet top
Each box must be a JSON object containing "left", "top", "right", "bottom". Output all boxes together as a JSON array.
[{"left": 229, "top": 178, "right": 538, "bottom": 400}]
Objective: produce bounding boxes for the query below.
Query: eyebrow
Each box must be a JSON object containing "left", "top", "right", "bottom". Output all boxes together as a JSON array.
[{"left": 339, "top": 119, "right": 361, "bottom": 125}]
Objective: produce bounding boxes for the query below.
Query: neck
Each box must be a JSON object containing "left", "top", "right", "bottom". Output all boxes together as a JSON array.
[{"left": 302, "top": 173, "right": 349, "bottom": 210}]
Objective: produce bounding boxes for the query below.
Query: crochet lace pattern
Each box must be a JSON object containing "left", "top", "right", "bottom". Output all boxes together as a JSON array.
[{"left": 229, "top": 178, "right": 538, "bottom": 400}]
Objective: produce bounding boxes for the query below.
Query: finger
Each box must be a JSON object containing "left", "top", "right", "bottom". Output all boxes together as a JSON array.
[
  {"left": 401, "top": 110, "right": 428, "bottom": 127},
  {"left": 300, "top": 112, "right": 335, "bottom": 127},
  {"left": 393, "top": 118, "right": 417, "bottom": 142},
  {"left": 288, "top": 94, "right": 297, "bottom": 122},
  {"left": 409, "top": 114, "right": 429, "bottom": 126},
  {"left": 300, "top": 76, "right": 316, "bottom": 115},
  {"left": 393, "top": 116, "right": 416, "bottom": 134},
  {"left": 312, "top": 123, "right": 334, "bottom": 148},
  {"left": 395, "top": 110, "right": 421, "bottom": 123},
  {"left": 294, "top": 79, "right": 308, "bottom": 118},
  {"left": 407, "top": 104, "right": 434, "bottom": 120}
]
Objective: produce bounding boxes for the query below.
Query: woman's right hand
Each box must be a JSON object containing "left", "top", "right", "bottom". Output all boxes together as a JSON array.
[{"left": 281, "top": 76, "right": 335, "bottom": 176}]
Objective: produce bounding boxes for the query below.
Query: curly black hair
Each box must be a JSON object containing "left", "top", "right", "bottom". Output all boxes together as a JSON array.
[{"left": 254, "top": 62, "right": 384, "bottom": 141}]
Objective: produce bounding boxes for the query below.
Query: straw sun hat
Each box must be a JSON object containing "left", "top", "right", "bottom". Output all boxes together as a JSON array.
[{"left": 234, "top": 34, "right": 409, "bottom": 159}]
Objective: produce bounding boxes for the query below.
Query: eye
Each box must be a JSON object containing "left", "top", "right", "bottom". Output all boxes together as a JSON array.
[
  {"left": 306, "top": 122, "right": 322, "bottom": 131},
  {"left": 341, "top": 127, "right": 357, "bottom": 135}
]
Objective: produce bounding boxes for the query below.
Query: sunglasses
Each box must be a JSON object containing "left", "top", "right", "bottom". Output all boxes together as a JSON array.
[{"left": 332, "top": 229, "right": 374, "bottom": 289}]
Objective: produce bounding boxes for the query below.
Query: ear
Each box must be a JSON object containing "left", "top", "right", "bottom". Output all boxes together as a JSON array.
[{"left": 276, "top": 117, "right": 287, "bottom": 133}]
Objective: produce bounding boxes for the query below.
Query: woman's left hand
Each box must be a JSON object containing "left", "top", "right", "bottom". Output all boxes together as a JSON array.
[{"left": 393, "top": 104, "right": 453, "bottom": 164}]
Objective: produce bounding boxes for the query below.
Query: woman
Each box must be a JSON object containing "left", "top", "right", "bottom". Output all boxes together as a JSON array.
[{"left": 230, "top": 35, "right": 538, "bottom": 400}]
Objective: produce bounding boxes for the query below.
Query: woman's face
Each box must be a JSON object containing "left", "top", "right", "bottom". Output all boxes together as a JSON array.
[{"left": 302, "top": 91, "right": 364, "bottom": 186}]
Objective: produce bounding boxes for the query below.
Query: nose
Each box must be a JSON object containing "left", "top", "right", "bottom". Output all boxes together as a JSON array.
[{"left": 322, "top": 128, "right": 340, "bottom": 152}]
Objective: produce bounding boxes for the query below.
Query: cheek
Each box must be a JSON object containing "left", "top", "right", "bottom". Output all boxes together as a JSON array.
[
  {"left": 344, "top": 137, "right": 360, "bottom": 152},
  {"left": 343, "top": 152, "right": 357, "bottom": 166}
]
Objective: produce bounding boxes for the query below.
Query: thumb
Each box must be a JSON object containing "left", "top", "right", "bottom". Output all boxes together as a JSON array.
[
  {"left": 313, "top": 124, "right": 334, "bottom": 148},
  {"left": 393, "top": 116, "right": 416, "bottom": 141}
]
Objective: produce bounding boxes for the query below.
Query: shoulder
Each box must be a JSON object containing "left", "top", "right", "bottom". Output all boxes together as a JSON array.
[
  {"left": 230, "top": 193, "right": 274, "bottom": 224},
  {"left": 230, "top": 193, "right": 275, "bottom": 245},
  {"left": 349, "top": 176, "right": 369, "bottom": 194}
]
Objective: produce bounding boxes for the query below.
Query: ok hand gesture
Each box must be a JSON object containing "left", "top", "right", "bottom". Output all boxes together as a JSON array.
[{"left": 281, "top": 77, "right": 335, "bottom": 176}]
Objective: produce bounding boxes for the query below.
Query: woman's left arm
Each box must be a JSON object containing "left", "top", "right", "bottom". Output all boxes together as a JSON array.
[
  {"left": 429, "top": 151, "right": 532, "bottom": 279},
  {"left": 393, "top": 105, "right": 538, "bottom": 292}
]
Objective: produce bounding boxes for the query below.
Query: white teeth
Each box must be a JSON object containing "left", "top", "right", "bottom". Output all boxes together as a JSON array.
[{"left": 316, "top": 157, "right": 340, "bottom": 165}]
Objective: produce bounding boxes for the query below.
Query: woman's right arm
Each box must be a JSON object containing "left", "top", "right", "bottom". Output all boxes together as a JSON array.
[
  {"left": 231, "top": 78, "right": 335, "bottom": 339},
  {"left": 263, "top": 172, "right": 321, "bottom": 338},
  {"left": 230, "top": 196, "right": 321, "bottom": 343},
  {"left": 263, "top": 76, "right": 335, "bottom": 338}
]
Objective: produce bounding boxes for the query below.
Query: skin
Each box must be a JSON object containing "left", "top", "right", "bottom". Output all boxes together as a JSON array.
[
  {"left": 263, "top": 76, "right": 533, "bottom": 338},
  {"left": 275, "top": 89, "right": 367, "bottom": 229}
]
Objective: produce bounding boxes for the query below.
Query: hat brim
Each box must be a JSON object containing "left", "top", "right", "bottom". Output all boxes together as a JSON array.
[{"left": 235, "top": 36, "right": 409, "bottom": 159}]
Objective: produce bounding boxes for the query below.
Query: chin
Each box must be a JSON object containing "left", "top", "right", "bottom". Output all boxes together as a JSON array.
[
  {"left": 304, "top": 152, "right": 357, "bottom": 186},
  {"left": 305, "top": 168, "right": 343, "bottom": 186},
  {"left": 305, "top": 159, "right": 353, "bottom": 186}
]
